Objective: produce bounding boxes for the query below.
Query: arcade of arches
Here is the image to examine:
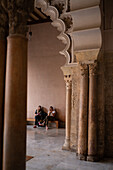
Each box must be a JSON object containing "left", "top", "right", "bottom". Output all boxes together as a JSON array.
[{"left": 0, "top": 0, "right": 113, "bottom": 169}]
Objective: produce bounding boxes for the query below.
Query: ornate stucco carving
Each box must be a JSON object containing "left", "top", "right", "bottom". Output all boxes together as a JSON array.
[
  {"left": 1, "top": 0, "right": 34, "bottom": 35},
  {"left": 61, "top": 14, "right": 73, "bottom": 32},
  {"left": 89, "top": 62, "right": 98, "bottom": 76},
  {"left": 35, "top": 0, "right": 71, "bottom": 64},
  {"left": 65, "top": 75, "right": 72, "bottom": 90},
  {"left": 0, "top": 2, "right": 8, "bottom": 39},
  {"left": 74, "top": 49, "right": 100, "bottom": 63},
  {"left": 79, "top": 64, "right": 88, "bottom": 77},
  {"left": 61, "top": 66, "right": 72, "bottom": 90},
  {"left": 50, "top": 0, "right": 65, "bottom": 15},
  {"left": 50, "top": 0, "right": 68, "bottom": 14}
]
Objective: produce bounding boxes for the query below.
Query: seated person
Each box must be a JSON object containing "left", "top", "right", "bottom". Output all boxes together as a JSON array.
[
  {"left": 33, "top": 105, "right": 45, "bottom": 128},
  {"left": 45, "top": 106, "right": 56, "bottom": 130}
]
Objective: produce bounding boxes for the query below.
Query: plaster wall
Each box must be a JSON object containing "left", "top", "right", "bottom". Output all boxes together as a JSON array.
[{"left": 27, "top": 22, "right": 66, "bottom": 123}]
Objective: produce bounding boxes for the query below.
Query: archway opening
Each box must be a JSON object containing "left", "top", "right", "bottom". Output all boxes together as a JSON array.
[
  {"left": 26, "top": 19, "right": 68, "bottom": 168},
  {"left": 27, "top": 21, "right": 66, "bottom": 126}
]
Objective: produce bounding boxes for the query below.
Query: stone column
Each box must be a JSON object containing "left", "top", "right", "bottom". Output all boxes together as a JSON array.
[
  {"left": 62, "top": 74, "right": 72, "bottom": 150},
  {"left": 70, "top": 65, "right": 79, "bottom": 152},
  {"left": 0, "top": 38, "right": 6, "bottom": 170},
  {"left": 0, "top": 4, "right": 7, "bottom": 169},
  {"left": 2, "top": 1, "right": 34, "bottom": 170},
  {"left": 61, "top": 66, "right": 72, "bottom": 150},
  {"left": 78, "top": 64, "right": 88, "bottom": 160},
  {"left": 3, "top": 35, "right": 28, "bottom": 170},
  {"left": 87, "top": 63, "right": 98, "bottom": 162}
]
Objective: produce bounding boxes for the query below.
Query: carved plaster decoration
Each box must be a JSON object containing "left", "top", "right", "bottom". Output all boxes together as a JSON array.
[
  {"left": 89, "top": 62, "right": 98, "bottom": 76},
  {"left": 50, "top": 0, "right": 68, "bottom": 14},
  {"left": 35, "top": 0, "right": 71, "bottom": 64},
  {"left": 79, "top": 64, "right": 88, "bottom": 77},
  {"left": 0, "top": 2, "right": 8, "bottom": 39},
  {"left": 61, "top": 14, "right": 73, "bottom": 32},
  {"left": 64, "top": 75, "right": 72, "bottom": 89},
  {"left": 61, "top": 65, "right": 72, "bottom": 89},
  {"left": 68, "top": 0, "right": 70, "bottom": 12},
  {"left": 1, "top": 0, "right": 34, "bottom": 35}
]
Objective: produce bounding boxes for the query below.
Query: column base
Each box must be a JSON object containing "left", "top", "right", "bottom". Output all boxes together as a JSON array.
[
  {"left": 70, "top": 144, "right": 76, "bottom": 152},
  {"left": 87, "top": 155, "right": 99, "bottom": 162},
  {"left": 62, "top": 139, "right": 70, "bottom": 151},
  {"left": 77, "top": 154, "right": 86, "bottom": 161},
  {"left": 70, "top": 148, "right": 76, "bottom": 152}
]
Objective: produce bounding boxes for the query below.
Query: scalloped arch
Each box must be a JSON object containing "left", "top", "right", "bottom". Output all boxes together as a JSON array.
[{"left": 35, "top": 0, "right": 71, "bottom": 64}]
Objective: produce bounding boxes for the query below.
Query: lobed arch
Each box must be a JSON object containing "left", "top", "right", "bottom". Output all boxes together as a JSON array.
[{"left": 35, "top": 0, "right": 71, "bottom": 65}]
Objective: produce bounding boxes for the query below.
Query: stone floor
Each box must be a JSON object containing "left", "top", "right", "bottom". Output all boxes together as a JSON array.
[{"left": 26, "top": 126, "right": 113, "bottom": 170}]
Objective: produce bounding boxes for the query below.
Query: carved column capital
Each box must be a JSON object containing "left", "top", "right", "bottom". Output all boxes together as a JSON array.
[
  {"left": 79, "top": 64, "right": 88, "bottom": 77},
  {"left": 0, "top": 2, "right": 8, "bottom": 39},
  {"left": 61, "top": 66, "right": 72, "bottom": 89},
  {"left": 89, "top": 62, "right": 97, "bottom": 76},
  {"left": 64, "top": 75, "right": 72, "bottom": 89},
  {"left": 2, "top": 0, "right": 34, "bottom": 35}
]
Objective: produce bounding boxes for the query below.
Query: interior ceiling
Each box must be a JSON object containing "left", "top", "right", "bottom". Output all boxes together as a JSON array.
[{"left": 27, "top": 7, "right": 51, "bottom": 25}]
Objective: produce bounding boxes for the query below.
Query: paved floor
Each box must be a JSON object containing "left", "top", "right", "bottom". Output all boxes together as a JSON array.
[{"left": 26, "top": 126, "right": 113, "bottom": 170}]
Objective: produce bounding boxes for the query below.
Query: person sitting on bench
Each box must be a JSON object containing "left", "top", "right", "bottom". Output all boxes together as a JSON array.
[
  {"left": 33, "top": 105, "right": 45, "bottom": 128},
  {"left": 45, "top": 106, "right": 56, "bottom": 130}
]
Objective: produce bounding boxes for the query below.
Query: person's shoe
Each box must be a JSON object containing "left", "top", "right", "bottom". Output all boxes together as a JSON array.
[
  {"left": 33, "top": 125, "right": 37, "bottom": 128},
  {"left": 46, "top": 126, "right": 48, "bottom": 131}
]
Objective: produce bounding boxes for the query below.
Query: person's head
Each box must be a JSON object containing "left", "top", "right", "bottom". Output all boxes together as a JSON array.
[
  {"left": 49, "top": 106, "right": 53, "bottom": 112},
  {"left": 38, "top": 105, "right": 42, "bottom": 111}
]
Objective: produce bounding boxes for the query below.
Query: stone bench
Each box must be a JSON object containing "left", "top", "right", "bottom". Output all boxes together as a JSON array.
[
  {"left": 27, "top": 118, "right": 35, "bottom": 121},
  {"left": 27, "top": 118, "right": 59, "bottom": 128},
  {"left": 27, "top": 118, "right": 35, "bottom": 125},
  {"left": 48, "top": 120, "right": 59, "bottom": 128}
]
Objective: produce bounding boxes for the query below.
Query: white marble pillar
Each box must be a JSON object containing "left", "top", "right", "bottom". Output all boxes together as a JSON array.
[{"left": 62, "top": 74, "right": 72, "bottom": 150}]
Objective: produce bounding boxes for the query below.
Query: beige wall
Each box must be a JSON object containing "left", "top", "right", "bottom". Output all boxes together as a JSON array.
[{"left": 27, "top": 22, "right": 66, "bottom": 122}]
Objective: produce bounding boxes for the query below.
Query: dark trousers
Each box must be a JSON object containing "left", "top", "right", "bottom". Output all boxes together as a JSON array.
[
  {"left": 45, "top": 116, "right": 55, "bottom": 126},
  {"left": 35, "top": 115, "right": 41, "bottom": 125}
]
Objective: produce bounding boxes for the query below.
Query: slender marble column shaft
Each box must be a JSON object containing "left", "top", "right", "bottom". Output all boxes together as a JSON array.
[
  {"left": 0, "top": 38, "right": 6, "bottom": 169},
  {"left": 87, "top": 63, "right": 98, "bottom": 162},
  {"left": 62, "top": 75, "right": 72, "bottom": 150},
  {"left": 3, "top": 35, "right": 27, "bottom": 170},
  {"left": 78, "top": 64, "right": 88, "bottom": 160}
]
